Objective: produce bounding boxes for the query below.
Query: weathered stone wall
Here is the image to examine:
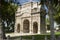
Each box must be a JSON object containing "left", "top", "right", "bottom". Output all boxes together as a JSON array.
[{"left": 15, "top": 2, "right": 46, "bottom": 34}]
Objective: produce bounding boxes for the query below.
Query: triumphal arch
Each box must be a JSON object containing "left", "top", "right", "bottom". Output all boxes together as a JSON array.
[{"left": 15, "top": 2, "right": 46, "bottom": 35}]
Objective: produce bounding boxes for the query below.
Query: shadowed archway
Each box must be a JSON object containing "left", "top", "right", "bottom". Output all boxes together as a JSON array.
[
  {"left": 33, "top": 22, "right": 38, "bottom": 33},
  {"left": 23, "top": 19, "right": 29, "bottom": 33}
]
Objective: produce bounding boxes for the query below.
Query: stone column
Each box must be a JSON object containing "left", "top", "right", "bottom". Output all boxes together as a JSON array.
[
  {"left": 20, "top": 19, "right": 23, "bottom": 33},
  {"left": 38, "top": 15, "right": 40, "bottom": 34},
  {"left": 20, "top": 24, "right": 23, "bottom": 34},
  {"left": 30, "top": 21, "right": 32, "bottom": 33},
  {"left": 14, "top": 24, "right": 17, "bottom": 33},
  {"left": 30, "top": 17, "right": 33, "bottom": 34},
  {"left": 38, "top": 22, "right": 40, "bottom": 34}
]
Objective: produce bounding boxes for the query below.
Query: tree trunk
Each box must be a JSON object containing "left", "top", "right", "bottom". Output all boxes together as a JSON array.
[
  {"left": 49, "top": 11, "right": 55, "bottom": 40},
  {"left": 49, "top": 2, "right": 55, "bottom": 40},
  {"left": 0, "top": 12, "right": 6, "bottom": 40},
  {"left": 0, "top": 0, "right": 3, "bottom": 40},
  {"left": 2, "top": 21, "right": 6, "bottom": 39},
  {"left": 40, "top": 4, "right": 46, "bottom": 34},
  {"left": 0, "top": 17, "right": 3, "bottom": 40},
  {"left": 40, "top": 12, "right": 46, "bottom": 34}
]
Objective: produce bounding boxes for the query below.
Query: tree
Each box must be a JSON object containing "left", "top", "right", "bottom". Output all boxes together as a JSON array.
[
  {"left": 54, "top": 3, "right": 60, "bottom": 24},
  {"left": 40, "top": 0, "right": 59, "bottom": 40},
  {"left": 46, "top": 0, "right": 59, "bottom": 40},
  {"left": 1, "top": 0, "right": 18, "bottom": 32},
  {"left": 1, "top": 0, "right": 18, "bottom": 39}
]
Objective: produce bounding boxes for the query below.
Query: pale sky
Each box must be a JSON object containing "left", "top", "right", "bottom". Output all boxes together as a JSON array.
[{"left": 17, "top": 0, "right": 40, "bottom": 4}]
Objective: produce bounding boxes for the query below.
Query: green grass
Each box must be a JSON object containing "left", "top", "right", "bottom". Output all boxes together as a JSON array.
[
  {"left": 10, "top": 35, "right": 50, "bottom": 40},
  {"left": 55, "top": 32, "right": 60, "bottom": 35},
  {"left": 9, "top": 32, "right": 60, "bottom": 40},
  {"left": 10, "top": 34, "right": 60, "bottom": 40}
]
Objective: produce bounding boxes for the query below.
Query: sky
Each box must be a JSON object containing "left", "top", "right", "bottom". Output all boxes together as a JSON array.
[{"left": 16, "top": 0, "right": 40, "bottom": 4}]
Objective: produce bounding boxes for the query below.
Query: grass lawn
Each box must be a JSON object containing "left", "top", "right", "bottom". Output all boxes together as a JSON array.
[
  {"left": 7, "top": 32, "right": 60, "bottom": 40},
  {"left": 10, "top": 32, "right": 60, "bottom": 40},
  {"left": 55, "top": 32, "right": 60, "bottom": 35}
]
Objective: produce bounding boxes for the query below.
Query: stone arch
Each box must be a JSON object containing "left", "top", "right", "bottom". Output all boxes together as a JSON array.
[
  {"left": 17, "top": 23, "right": 20, "bottom": 33},
  {"left": 33, "top": 22, "right": 38, "bottom": 33},
  {"left": 23, "top": 19, "right": 29, "bottom": 33}
]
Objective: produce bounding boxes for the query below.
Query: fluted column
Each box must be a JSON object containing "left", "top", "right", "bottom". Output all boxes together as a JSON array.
[
  {"left": 38, "top": 22, "right": 40, "bottom": 34},
  {"left": 29, "top": 21, "right": 32, "bottom": 33},
  {"left": 30, "top": 17, "right": 33, "bottom": 34}
]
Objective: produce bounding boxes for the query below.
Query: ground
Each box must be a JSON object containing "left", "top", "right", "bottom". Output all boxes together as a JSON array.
[{"left": 6, "top": 32, "right": 60, "bottom": 37}]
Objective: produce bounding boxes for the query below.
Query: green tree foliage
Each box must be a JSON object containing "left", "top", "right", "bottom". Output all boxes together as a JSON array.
[
  {"left": 49, "top": 0, "right": 60, "bottom": 24},
  {"left": 48, "top": 0, "right": 60, "bottom": 24},
  {"left": 1, "top": 0, "right": 18, "bottom": 33},
  {"left": 54, "top": 4, "right": 60, "bottom": 24},
  {"left": 42, "top": 0, "right": 60, "bottom": 24}
]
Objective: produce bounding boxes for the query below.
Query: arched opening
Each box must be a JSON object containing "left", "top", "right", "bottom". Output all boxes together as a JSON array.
[
  {"left": 17, "top": 24, "right": 20, "bottom": 33},
  {"left": 23, "top": 19, "right": 29, "bottom": 33},
  {"left": 33, "top": 22, "right": 38, "bottom": 33}
]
